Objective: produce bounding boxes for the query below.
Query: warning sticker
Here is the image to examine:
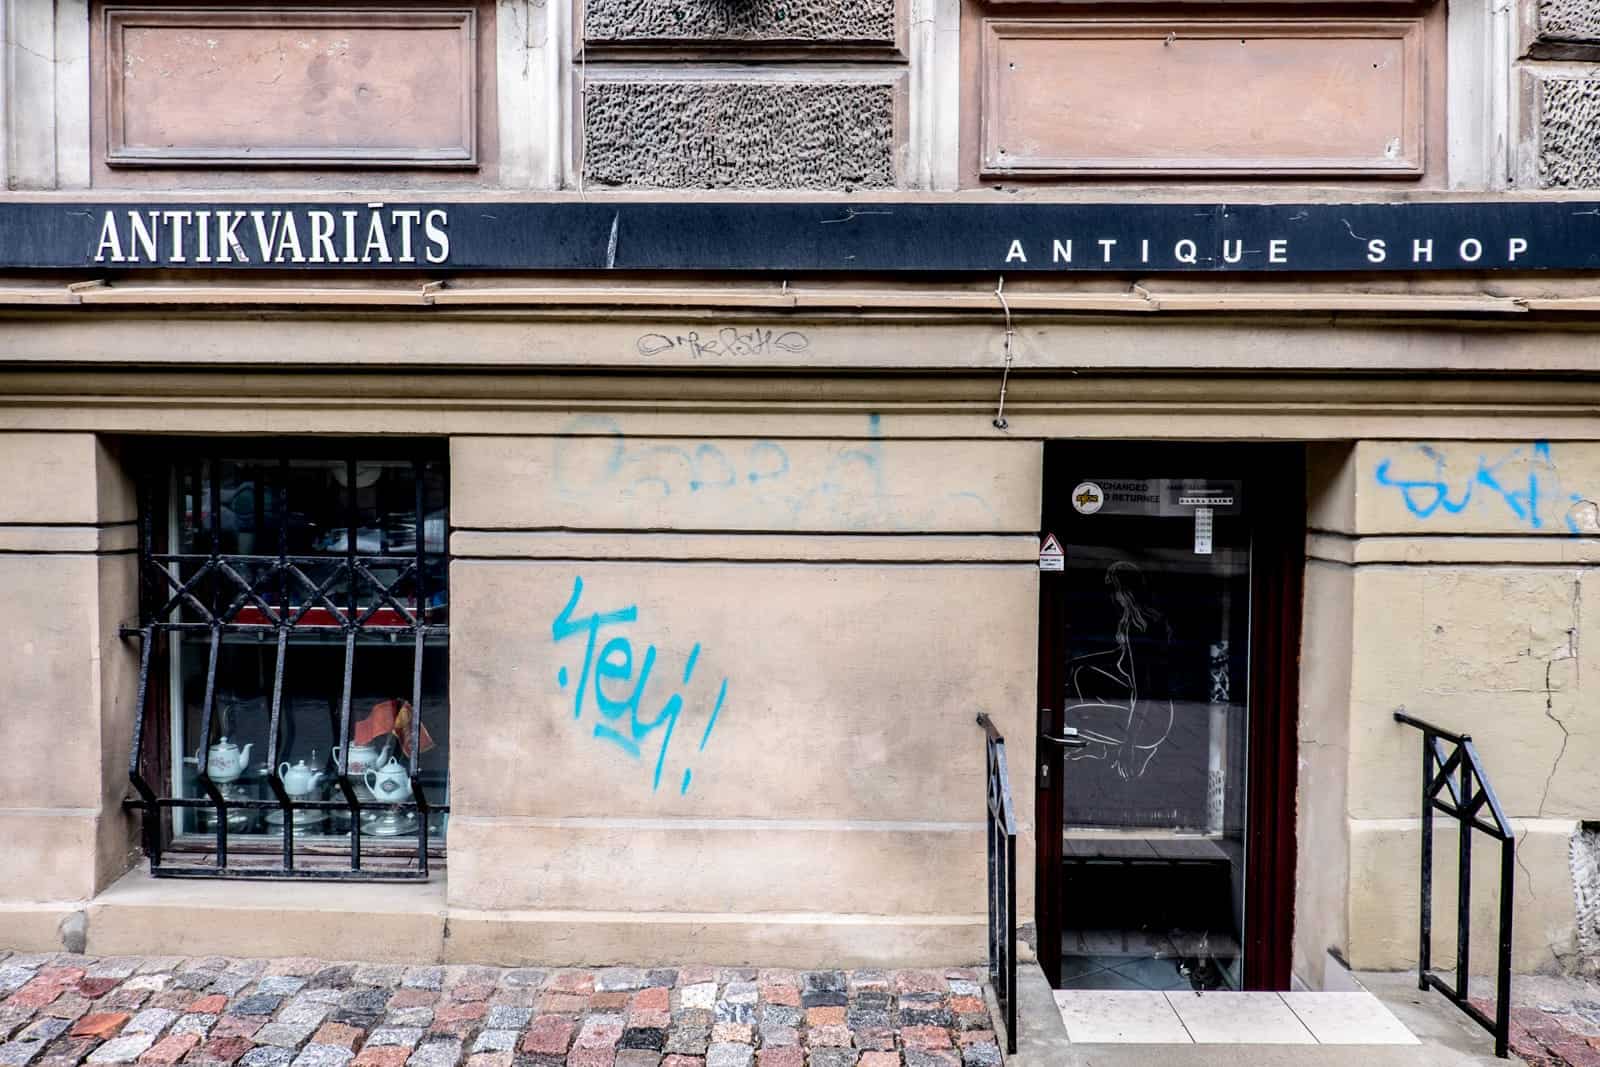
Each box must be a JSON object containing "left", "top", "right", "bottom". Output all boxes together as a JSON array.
[{"left": 1039, "top": 532, "right": 1065, "bottom": 571}]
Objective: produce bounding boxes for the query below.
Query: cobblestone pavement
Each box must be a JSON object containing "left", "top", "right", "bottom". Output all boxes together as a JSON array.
[
  {"left": 1468, "top": 978, "right": 1600, "bottom": 1067},
  {"left": 0, "top": 951, "right": 999, "bottom": 1067}
]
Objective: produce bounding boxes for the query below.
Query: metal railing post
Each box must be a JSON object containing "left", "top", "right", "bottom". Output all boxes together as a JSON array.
[
  {"left": 1394, "top": 710, "right": 1514, "bottom": 1059},
  {"left": 1419, "top": 734, "right": 1433, "bottom": 990},
  {"left": 1456, "top": 752, "right": 1472, "bottom": 1003},
  {"left": 976, "top": 713, "right": 1018, "bottom": 1056}
]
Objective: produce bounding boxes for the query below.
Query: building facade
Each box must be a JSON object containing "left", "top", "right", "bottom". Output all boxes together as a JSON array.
[{"left": 2, "top": 0, "right": 1600, "bottom": 997}]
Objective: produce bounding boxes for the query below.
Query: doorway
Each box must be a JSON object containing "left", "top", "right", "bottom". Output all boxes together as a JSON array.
[{"left": 1035, "top": 443, "right": 1304, "bottom": 992}]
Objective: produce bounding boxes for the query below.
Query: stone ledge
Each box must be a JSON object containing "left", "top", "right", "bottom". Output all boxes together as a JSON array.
[
  {"left": 7, "top": 872, "right": 988, "bottom": 969},
  {"left": 0, "top": 901, "right": 83, "bottom": 952},
  {"left": 442, "top": 909, "right": 987, "bottom": 968},
  {"left": 81, "top": 871, "right": 448, "bottom": 962}
]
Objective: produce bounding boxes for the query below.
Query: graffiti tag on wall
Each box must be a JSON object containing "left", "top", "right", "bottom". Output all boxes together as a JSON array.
[
  {"left": 550, "top": 413, "right": 996, "bottom": 530},
  {"left": 1373, "top": 442, "right": 1597, "bottom": 533},
  {"left": 551, "top": 576, "right": 728, "bottom": 795},
  {"left": 636, "top": 327, "right": 810, "bottom": 359}
]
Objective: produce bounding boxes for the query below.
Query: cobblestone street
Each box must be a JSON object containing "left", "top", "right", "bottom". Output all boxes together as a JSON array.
[
  {"left": 0, "top": 952, "right": 999, "bottom": 1067},
  {"left": 1471, "top": 977, "right": 1600, "bottom": 1067}
]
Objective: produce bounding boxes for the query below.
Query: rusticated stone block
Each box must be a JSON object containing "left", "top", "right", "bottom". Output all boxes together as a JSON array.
[
  {"left": 583, "top": 0, "right": 894, "bottom": 46},
  {"left": 1537, "top": 0, "right": 1600, "bottom": 44},
  {"left": 582, "top": 81, "right": 896, "bottom": 189},
  {"left": 1538, "top": 77, "right": 1600, "bottom": 187}
]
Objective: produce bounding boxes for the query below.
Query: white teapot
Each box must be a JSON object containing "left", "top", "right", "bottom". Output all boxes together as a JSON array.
[
  {"left": 278, "top": 758, "right": 325, "bottom": 799},
  {"left": 363, "top": 757, "right": 410, "bottom": 803},
  {"left": 333, "top": 740, "right": 383, "bottom": 774},
  {"left": 196, "top": 737, "right": 253, "bottom": 782}
]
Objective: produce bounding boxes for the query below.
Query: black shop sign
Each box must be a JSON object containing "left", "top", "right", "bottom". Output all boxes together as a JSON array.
[{"left": 2, "top": 200, "right": 1597, "bottom": 272}]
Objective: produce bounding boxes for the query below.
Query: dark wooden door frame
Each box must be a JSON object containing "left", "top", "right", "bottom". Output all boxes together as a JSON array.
[{"left": 1033, "top": 442, "right": 1305, "bottom": 991}]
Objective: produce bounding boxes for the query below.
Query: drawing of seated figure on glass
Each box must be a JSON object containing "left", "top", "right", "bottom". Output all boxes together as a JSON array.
[{"left": 1062, "top": 561, "right": 1177, "bottom": 783}]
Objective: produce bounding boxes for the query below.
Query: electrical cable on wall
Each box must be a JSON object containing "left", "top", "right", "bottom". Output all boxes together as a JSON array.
[{"left": 992, "top": 275, "right": 1015, "bottom": 431}]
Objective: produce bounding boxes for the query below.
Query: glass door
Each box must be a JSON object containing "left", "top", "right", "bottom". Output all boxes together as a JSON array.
[
  {"left": 1057, "top": 477, "right": 1248, "bottom": 990},
  {"left": 1035, "top": 444, "right": 1302, "bottom": 994}
]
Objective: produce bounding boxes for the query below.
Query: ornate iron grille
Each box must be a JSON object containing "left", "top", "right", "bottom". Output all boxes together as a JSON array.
[{"left": 123, "top": 448, "right": 448, "bottom": 881}]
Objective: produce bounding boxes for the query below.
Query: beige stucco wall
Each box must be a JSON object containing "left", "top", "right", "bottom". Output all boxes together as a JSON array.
[
  {"left": 0, "top": 333, "right": 1595, "bottom": 980},
  {"left": 0, "top": 434, "right": 139, "bottom": 946},
  {"left": 443, "top": 431, "right": 1041, "bottom": 964},
  {"left": 1304, "top": 439, "right": 1600, "bottom": 980},
  {"left": 1293, "top": 555, "right": 1355, "bottom": 989}
]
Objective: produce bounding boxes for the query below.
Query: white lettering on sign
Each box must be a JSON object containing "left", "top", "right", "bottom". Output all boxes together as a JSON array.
[
  {"left": 999, "top": 234, "right": 1533, "bottom": 269},
  {"left": 92, "top": 203, "right": 451, "bottom": 266}
]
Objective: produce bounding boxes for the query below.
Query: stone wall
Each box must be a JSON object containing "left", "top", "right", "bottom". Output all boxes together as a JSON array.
[
  {"left": 1302, "top": 440, "right": 1600, "bottom": 976},
  {"left": 1523, "top": 0, "right": 1600, "bottom": 187},
  {"left": 581, "top": 81, "right": 897, "bottom": 189},
  {"left": 1573, "top": 825, "right": 1600, "bottom": 975},
  {"left": 0, "top": 434, "right": 139, "bottom": 948},
  {"left": 577, "top": 0, "right": 906, "bottom": 190},
  {"left": 1534, "top": 78, "right": 1600, "bottom": 187},
  {"left": 1537, "top": 0, "right": 1600, "bottom": 47},
  {"left": 582, "top": 0, "right": 897, "bottom": 46},
  {"left": 439, "top": 429, "right": 1041, "bottom": 963}
]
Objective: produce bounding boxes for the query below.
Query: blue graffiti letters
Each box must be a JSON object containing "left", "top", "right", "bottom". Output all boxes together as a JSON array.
[
  {"left": 552, "top": 576, "right": 727, "bottom": 793},
  {"left": 1374, "top": 442, "right": 1587, "bottom": 533}
]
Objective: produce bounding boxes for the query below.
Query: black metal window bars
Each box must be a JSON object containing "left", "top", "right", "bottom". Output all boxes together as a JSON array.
[
  {"left": 123, "top": 455, "right": 448, "bottom": 881},
  {"left": 976, "top": 713, "right": 1019, "bottom": 1055},
  {"left": 1393, "top": 710, "right": 1514, "bottom": 1058}
]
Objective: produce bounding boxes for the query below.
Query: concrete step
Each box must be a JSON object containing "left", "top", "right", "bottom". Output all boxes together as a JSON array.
[{"left": 1005, "top": 962, "right": 1508, "bottom": 1066}]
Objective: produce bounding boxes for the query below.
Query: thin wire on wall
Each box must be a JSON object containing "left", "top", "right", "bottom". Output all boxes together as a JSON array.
[{"left": 993, "top": 275, "right": 1015, "bottom": 431}]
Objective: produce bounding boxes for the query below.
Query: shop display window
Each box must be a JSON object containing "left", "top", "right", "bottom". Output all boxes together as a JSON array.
[{"left": 127, "top": 441, "right": 449, "bottom": 880}]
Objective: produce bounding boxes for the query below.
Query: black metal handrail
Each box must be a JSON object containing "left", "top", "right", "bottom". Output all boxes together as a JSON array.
[
  {"left": 1394, "top": 710, "right": 1514, "bottom": 1058},
  {"left": 977, "top": 712, "right": 1018, "bottom": 1055}
]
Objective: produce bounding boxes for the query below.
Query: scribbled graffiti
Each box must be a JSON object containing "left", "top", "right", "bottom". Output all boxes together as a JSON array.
[
  {"left": 552, "top": 576, "right": 728, "bottom": 795},
  {"left": 1373, "top": 442, "right": 1596, "bottom": 533},
  {"left": 548, "top": 412, "right": 994, "bottom": 530},
  {"left": 636, "top": 327, "right": 810, "bottom": 359}
]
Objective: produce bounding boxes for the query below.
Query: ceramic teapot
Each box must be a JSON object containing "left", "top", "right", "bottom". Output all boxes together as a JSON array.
[
  {"left": 196, "top": 737, "right": 252, "bottom": 782},
  {"left": 332, "top": 740, "right": 383, "bottom": 774},
  {"left": 363, "top": 757, "right": 410, "bottom": 803},
  {"left": 278, "top": 758, "right": 325, "bottom": 798}
]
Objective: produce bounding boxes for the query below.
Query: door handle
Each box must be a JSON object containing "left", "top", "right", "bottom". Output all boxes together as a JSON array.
[{"left": 1040, "top": 728, "right": 1088, "bottom": 749}]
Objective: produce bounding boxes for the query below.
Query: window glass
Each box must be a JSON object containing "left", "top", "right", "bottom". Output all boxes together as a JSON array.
[{"left": 157, "top": 448, "right": 449, "bottom": 851}]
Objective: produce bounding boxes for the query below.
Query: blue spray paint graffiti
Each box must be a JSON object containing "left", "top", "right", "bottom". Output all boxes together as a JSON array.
[
  {"left": 549, "top": 412, "right": 996, "bottom": 529},
  {"left": 552, "top": 576, "right": 729, "bottom": 795},
  {"left": 1373, "top": 442, "right": 1593, "bottom": 533}
]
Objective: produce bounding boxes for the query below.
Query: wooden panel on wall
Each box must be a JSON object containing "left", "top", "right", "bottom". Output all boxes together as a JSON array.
[
  {"left": 104, "top": 7, "right": 478, "bottom": 167},
  {"left": 980, "top": 19, "right": 1426, "bottom": 177}
]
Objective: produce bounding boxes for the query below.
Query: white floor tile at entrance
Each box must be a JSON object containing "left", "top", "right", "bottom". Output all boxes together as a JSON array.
[
  {"left": 1281, "top": 992, "right": 1421, "bottom": 1045},
  {"left": 1053, "top": 989, "right": 1422, "bottom": 1046},
  {"left": 1163, "top": 991, "right": 1317, "bottom": 1043},
  {"left": 1052, "top": 990, "right": 1195, "bottom": 1043}
]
